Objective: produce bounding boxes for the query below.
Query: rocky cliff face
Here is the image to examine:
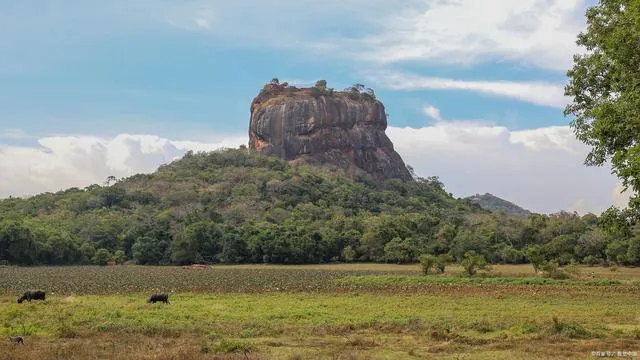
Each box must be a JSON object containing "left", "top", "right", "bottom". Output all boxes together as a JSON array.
[{"left": 249, "top": 83, "right": 412, "bottom": 181}]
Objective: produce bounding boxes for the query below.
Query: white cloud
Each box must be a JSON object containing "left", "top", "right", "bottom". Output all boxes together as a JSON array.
[
  {"left": 365, "top": 71, "right": 567, "bottom": 108},
  {"left": 0, "top": 133, "right": 247, "bottom": 198},
  {"left": 423, "top": 105, "right": 442, "bottom": 122},
  {"left": 162, "top": 0, "right": 586, "bottom": 71},
  {"left": 1, "top": 1, "right": 588, "bottom": 75},
  {"left": 611, "top": 182, "right": 633, "bottom": 209},
  {"left": 350, "top": 0, "right": 586, "bottom": 71},
  {"left": 387, "top": 107, "right": 624, "bottom": 215}
]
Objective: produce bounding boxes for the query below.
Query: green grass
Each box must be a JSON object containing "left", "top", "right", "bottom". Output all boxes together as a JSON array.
[
  {"left": 335, "top": 274, "right": 622, "bottom": 287},
  {"left": 1, "top": 264, "right": 640, "bottom": 359}
]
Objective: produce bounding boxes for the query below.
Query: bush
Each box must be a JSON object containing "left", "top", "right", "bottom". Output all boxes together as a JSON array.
[
  {"left": 420, "top": 254, "right": 450, "bottom": 274},
  {"left": 419, "top": 254, "right": 437, "bottom": 274},
  {"left": 212, "top": 339, "right": 254, "bottom": 355},
  {"left": 551, "top": 316, "right": 589, "bottom": 339},
  {"left": 93, "top": 248, "right": 112, "bottom": 266},
  {"left": 540, "top": 261, "right": 571, "bottom": 280},
  {"left": 435, "top": 254, "right": 451, "bottom": 273},
  {"left": 583, "top": 255, "right": 599, "bottom": 266},
  {"left": 343, "top": 246, "right": 356, "bottom": 262},
  {"left": 113, "top": 250, "right": 126, "bottom": 265},
  {"left": 461, "top": 251, "right": 489, "bottom": 276}
]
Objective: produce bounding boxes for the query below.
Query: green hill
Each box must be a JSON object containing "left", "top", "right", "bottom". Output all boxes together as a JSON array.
[
  {"left": 0, "top": 147, "right": 629, "bottom": 267},
  {"left": 466, "top": 193, "right": 531, "bottom": 217}
]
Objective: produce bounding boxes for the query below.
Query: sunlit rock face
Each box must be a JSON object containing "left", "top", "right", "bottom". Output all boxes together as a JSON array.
[{"left": 249, "top": 84, "right": 412, "bottom": 181}]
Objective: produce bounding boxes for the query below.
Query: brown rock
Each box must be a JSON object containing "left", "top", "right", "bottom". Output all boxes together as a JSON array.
[{"left": 249, "top": 83, "right": 412, "bottom": 181}]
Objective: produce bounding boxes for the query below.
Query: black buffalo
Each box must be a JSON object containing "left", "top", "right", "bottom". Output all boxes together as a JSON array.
[
  {"left": 147, "top": 293, "right": 170, "bottom": 304},
  {"left": 17, "top": 290, "right": 46, "bottom": 303},
  {"left": 9, "top": 336, "right": 24, "bottom": 345}
]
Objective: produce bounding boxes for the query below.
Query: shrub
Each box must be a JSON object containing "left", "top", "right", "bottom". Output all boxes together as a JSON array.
[
  {"left": 551, "top": 316, "right": 589, "bottom": 339},
  {"left": 93, "top": 248, "right": 112, "bottom": 266},
  {"left": 113, "top": 250, "right": 126, "bottom": 265},
  {"left": 461, "top": 251, "right": 489, "bottom": 276},
  {"left": 419, "top": 254, "right": 437, "bottom": 274},
  {"left": 212, "top": 339, "right": 254, "bottom": 355},
  {"left": 540, "top": 261, "right": 571, "bottom": 280},
  {"left": 583, "top": 255, "right": 599, "bottom": 266},
  {"left": 435, "top": 254, "right": 451, "bottom": 273},
  {"left": 420, "top": 254, "right": 450, "bottom": 274},
  {"left": 343, "top": 246, "right": 356, "bottom": 263}
]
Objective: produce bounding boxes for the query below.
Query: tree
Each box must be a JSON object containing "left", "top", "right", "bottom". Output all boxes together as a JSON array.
[
  {"left": 270, "top": 78, "right": 280, "bottom": 85},
  {"left": 100, "top": 186, "right": 126, "bottom": 208},
  {"left": 79, "top": 242, "right": 96, "bottom": 264},
  {"left": 113, "top": 250, "right": 126, "bottom": 264},
  {"left": 171, "top": 221, "right": 222, "bottom": 264},
  {"left": 383, "top": 237, "right": 419, "bottom": 264},
  {"left": 526, "top": 245, "right": 545, "bottom": 273},
  {"left": 314, "top": 80, "right": 327, "bottom": 92},
  {"left": 460, "top": 250, "right": 489, "bottom": 276},
  {"left": 93, "top": 248, "right": 111, "bottom": 265},
  {"left": 0, "top": 220, "right": 38, "bottom": 265},
  {"left": 434, "top": 254, "right": 451, "bottom": 273},
  {"left": 343, "top": 245, "right": 356, "bottom": 262},
  {"left": 219, "top": 232, "right": 248, "bottom": 263},
  {"left": 419, "top": 254, "right": 437, "bottom": 274},
  {"left": 627, "top": 236, "right": 640, "bottom": 265},
  {"left": 420, "top": 253, "right": 450, "bottom": 274},
  {"left": 605, "top": 239, "right": 628, "bottom": 264},
  {"left": 104, "top": 176, "right": 118, "bottom": 186},
  {"left": 598, "top": 207, "right": 633, "bottom": 238},
  {"left": 132, "top": 236, "right": 168, "bottom": 265},
  {"left": 565, "top": 1, "right": 640, "bottom": 210}
]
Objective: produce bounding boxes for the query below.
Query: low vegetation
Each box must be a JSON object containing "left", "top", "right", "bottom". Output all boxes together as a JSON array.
[{"left": 1, "top": 264, "right": 639, "bottom": 359}]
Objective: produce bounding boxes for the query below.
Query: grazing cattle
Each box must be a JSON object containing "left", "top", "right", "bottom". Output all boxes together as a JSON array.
[
  {"left": 147, "top": 293, "right": 170, "bottom": 304},
  {"left": 17, "top": 290, "right": 46, "bottom": 303},
  {"left": 9, "top": 336, "right": 24, "bottom": 345}
]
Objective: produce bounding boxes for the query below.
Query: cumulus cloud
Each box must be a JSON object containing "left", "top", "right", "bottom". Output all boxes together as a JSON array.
[
  {"left": 161, "top": 0, "right": 587, "bottom": 71},
  {"left": 388, "top": 119, "right": 621, "bottom": 215},
  {"left": 423, "top": 105, "right": 442, "bottom": 122},
  {"left": 0, "top": 133, "right": 247, "bottom": 198},
  {"left": 365, "top": 71, "right": 568, "bottom": 108},
  {"left": 351, "top": 0, "right": 586, "bottom": 71},
  {"left": 0, "top": 121, "right": 626, "bottom": 215}
]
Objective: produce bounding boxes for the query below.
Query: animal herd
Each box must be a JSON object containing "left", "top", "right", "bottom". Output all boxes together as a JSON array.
[
  {"left": 14, "top": 290, "right": 170, "bottom": 304},
  {"left": 9, "top": 289, "right": 170, "bottom": 345}
]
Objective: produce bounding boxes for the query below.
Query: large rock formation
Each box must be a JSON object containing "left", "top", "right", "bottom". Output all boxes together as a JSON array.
[{"left": 249, "top": 82, "right": 412, "bottom": 181}]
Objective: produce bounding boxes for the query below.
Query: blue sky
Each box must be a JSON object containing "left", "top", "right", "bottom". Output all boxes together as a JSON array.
[{"left": 0, "top": 0, "right": 625, "bottom": 214}]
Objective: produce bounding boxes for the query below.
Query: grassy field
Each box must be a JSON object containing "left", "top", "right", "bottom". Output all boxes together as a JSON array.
[{"left": 1, "top": 264, "right": 640, "bottom": 359}]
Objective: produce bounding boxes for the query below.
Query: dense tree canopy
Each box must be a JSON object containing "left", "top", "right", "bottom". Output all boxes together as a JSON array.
[
  {"left": 0, "top": 148, "right": 638, "bottom": 267},
  {"left": 565, "top": 0, "right": 640, "bottom": 211}
]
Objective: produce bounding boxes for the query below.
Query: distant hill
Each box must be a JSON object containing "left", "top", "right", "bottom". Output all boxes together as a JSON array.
[{"left": 466, "top": 193, "right": 531, "bottom": 217}]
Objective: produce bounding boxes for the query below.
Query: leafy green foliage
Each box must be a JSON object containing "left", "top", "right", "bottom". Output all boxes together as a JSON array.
[
  {"left": 93, "top": 248, "right": 111, "bottom": 266},
  {"left": 0, "top": 147, "right": 638, "bottom": 267},
  {"left": 460, "top": 251, "right": 489, "bottom": 276},
  {"left": 540, "top": 261, "right": 572, "bottom": 280},
  {"left": 565, "top": 1, "right": 640, "bottom": 210},
  {"left": 419, "top": 254, "right": 450, "bottom": 274}
]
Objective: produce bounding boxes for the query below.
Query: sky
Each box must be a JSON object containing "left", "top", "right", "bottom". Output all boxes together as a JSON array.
[{"left": 0, "top": 0, "right": 629, "bottom": 214}]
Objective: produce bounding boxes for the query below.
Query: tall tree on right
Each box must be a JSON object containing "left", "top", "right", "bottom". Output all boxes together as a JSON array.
[{"left": 565, "top": 1, "right": 640, "bottom": 212}]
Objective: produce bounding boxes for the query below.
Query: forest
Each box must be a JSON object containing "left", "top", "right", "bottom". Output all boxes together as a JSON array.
[{"left": 0, "top": 146, "right": 638, "bottom": 268}]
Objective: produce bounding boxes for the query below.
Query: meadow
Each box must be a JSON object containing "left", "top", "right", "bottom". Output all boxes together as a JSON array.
[{"left": 1, "top": 264, "right": 640, "bottom": 359}]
